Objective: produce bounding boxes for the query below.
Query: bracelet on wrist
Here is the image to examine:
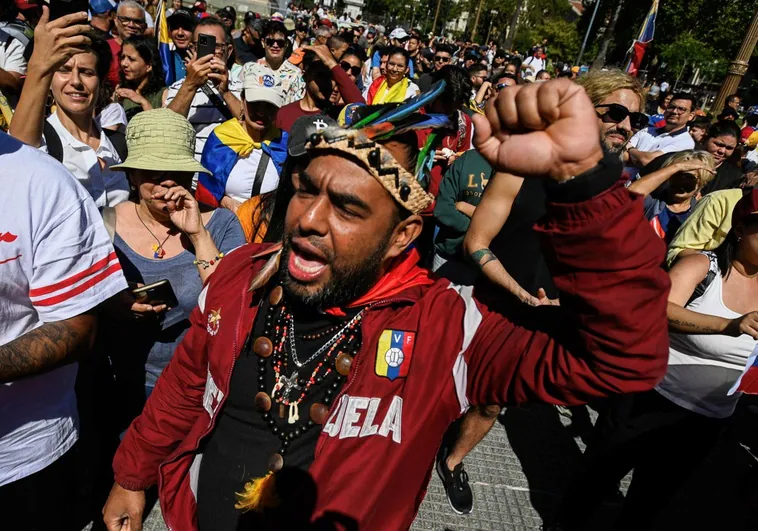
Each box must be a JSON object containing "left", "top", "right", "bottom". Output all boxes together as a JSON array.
[{"left": 194, "top": 252, "right": 224, "bottom": 270}]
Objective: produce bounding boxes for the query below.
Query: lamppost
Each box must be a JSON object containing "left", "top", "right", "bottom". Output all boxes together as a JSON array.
[
  {"left": 485, "top": 9, "right": 498, "bottom": 44},
  {"left": 712, "top": 7, "right": 758, "bottom": 115}
]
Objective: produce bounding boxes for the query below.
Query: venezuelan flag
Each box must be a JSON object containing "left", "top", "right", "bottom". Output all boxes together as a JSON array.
[
  {"left": 729, "top": 344, "right": 758, "bottom": 396},
  {"left": 156, "top": 0, "right": 175, "bottom": 85},
  {"left": 625, "top": 0, "right": 658, "bottom": 77},
  {"left": 197, "top": 118, "right": 288, "bottom": 207},
  {"left": 375, "top": 329, "right": 415, "bottom": 381}
]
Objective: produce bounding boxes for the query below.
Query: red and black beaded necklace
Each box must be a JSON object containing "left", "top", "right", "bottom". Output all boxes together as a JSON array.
[{"left": 251, "top": 285, "right": 363, "bottom": 472}]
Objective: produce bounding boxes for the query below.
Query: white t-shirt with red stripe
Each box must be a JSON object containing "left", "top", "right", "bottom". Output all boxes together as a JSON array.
[{"left": 0, "top": 132, "right": 127, "bottom": 486}]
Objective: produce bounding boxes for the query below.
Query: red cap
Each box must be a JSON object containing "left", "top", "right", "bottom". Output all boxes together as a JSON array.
[
  {"left": 320, "top": 18, "right": 333, "bottom": 28},
  {"left": 732, "top": 189, "right": 758, "bottom": 227},
  {"left": 15, "top": 0, "right": 38, "bottom": 10},
  {"left": 193, "top": 0, "right": 207, "bottom": 11}
]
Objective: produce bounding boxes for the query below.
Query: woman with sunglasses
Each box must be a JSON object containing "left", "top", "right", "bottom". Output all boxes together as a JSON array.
[
  {"left": 115, "top": 35, "right": 166, "bottom": 122},
  {"left": 363, "top": 47, "right": 419, "bottom": 104},
  {"left": 628, "top": 150, "right": 716, "bottom": 242},
  {"left": 247, "top": 20, "right": 304, "bottom": 105}
]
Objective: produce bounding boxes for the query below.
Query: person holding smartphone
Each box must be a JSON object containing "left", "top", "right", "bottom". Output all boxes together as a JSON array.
[
  {"left": 107, "top": 108, "right": 245, "bottom": 422},
  {"left": 9, "top": 8, "right": 130, "bottom": 208},
  {"left": 163, "top": 17, "right": 242, "bottom": 161}
]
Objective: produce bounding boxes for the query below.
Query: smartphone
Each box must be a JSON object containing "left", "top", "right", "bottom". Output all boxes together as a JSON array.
[
  {"left": 132, "top": 280, "right": 179, "bottom": 308},
  {"left": 196, "top": 33, "right": 217, "bottom": 59},
  {"left": 49, "top": 0, "right": 90, "bottom": 20}
]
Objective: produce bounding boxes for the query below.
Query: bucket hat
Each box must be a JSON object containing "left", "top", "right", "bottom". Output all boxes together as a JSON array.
[{"left": 111, "top": 109, "right": 211, "bottom": 174}]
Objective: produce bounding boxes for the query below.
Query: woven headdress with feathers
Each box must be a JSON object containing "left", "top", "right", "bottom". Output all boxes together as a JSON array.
[{"left": 304, "top": 80, "right": 452, "bottom": 214}]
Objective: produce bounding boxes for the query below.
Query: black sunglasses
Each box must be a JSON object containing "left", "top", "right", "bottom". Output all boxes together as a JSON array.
[
  {"left": 595, "top": 103, "right": 648, "bottom": 130},
  {"left": 265, "top": 38, "right": 287, "bottom": 48},
  {"left": 433, "top": 55, "right": 451, "bottom": 63},
  {"left": 340, "top": 61, "right": 362, "bottom": 77}
]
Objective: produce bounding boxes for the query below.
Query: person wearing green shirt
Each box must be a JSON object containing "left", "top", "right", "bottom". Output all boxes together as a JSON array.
[
  {"left": 432, "top": 149, "right": 490, "bottom": 285},
  {"left": 114, "top": 35, "right": 166, "bottom": 122}
]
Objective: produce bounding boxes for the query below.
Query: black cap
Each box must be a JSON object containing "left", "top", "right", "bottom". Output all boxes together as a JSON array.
[
  {"left": 216, "top": 6, "right": 236, "bottom": 19},
  {"left": 288, "top": 115, "right": 340, "bottom": 157},
  {"left": 168, "top": 8, "right": 195, "bottom": 28}
]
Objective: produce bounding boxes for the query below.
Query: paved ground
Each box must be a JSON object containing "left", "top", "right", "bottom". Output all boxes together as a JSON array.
[{"left": 86, "top": 402, "right": 758, "bottom": 531}]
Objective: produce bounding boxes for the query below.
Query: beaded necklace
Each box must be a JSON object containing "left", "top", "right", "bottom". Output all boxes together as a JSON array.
[{"left": 252, "top": 284, "right": 363, "bottom": 472}]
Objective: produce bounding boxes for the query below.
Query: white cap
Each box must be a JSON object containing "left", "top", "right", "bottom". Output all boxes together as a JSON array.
[
  {"left": 242, "top": 64, "right": 284, "bottom": 107},
  {"left": 389, "top": 28, "right": 409, "bottom": 40}
]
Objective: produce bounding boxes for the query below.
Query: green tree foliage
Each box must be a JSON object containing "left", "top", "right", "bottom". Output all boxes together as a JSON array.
[
  {"left": 582, "top": 0, "right": 757, "bottom": 73},
  {"left": 515, "top": 18, "right": 580, "bottom": 61}
]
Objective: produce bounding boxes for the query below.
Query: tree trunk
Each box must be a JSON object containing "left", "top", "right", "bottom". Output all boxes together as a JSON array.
[
  {"left": 504, "top": 0, "right": 525, "bottom": 51},
  {"left": 592, "top": 0, "right": 624, "bottom": 70}
]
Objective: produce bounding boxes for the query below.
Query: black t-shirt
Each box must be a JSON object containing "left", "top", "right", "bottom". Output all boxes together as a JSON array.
[
  {"left": 478, "top": 178, "right": 557, "bottom": 304},
  {"left": 196, "top": 293, "right": 355, "bottom": 531},
  {"left": 233, "top": 36, "right": 261, "bottom": 64}
]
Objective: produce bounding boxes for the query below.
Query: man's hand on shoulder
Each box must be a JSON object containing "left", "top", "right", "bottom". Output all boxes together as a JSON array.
[{"left": 473, "top": 79, "right": 603, "bottom": 182}]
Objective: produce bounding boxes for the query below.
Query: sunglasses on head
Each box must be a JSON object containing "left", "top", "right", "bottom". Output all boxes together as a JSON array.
[
  {"left": 340, "top": 61, "right": 362, "bottom": 77},
  {"left": 265, "top": 38, "right": 287, "bottom": 48},
  {"left": 595, "top": 103, "right": 648, "bottom": 130}
]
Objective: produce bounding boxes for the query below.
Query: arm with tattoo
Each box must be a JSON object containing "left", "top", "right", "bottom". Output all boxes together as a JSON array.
[
  {"left": 0, "top": 313, "right": 96, "bottom": 383},
  {"left": 464, "top": 172, "right": 548, "bottom": 306},
  {"left": 470, "top": 248, "right": 497, "bottom": 269}
]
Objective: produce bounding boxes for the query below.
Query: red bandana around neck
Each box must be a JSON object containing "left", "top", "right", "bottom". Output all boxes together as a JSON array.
[{"left": 325, "top": 248, "right": 434, "bottom": 316}]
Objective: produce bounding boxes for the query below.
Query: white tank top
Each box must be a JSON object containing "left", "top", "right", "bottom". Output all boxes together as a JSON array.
[{"left": 656, "top": 252, "right": 757, "bottom": 418}]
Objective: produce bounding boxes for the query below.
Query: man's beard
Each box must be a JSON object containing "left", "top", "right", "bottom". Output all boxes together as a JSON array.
[
  {"left": 602, "top": 126, "right": 632, "bottom": 155},
  {"left": 279, "top": 228, "right": 394, "bottom": 309}
]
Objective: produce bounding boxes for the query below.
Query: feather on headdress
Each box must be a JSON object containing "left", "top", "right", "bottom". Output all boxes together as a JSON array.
[{"left": 305, "top": 80, "right": 452, "bottom": 214}]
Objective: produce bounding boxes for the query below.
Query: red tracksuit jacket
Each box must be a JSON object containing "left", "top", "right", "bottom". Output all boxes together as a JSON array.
[{"left": 113, "top": 174, "right": 670, "bottom": 531}]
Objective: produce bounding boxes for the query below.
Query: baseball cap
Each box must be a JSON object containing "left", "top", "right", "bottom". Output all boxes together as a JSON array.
[
  {"left": 288, "top": 47, "right": 305, "bottom": 66},
  {"left": 89, "top": 0, "right": 115, "bottom": 15},
  {"left": 216, "top": 6, "right": 236, "bottom": 20},
  {"left": 732, "top": 189, "right": 758, "bottom": 227},
  {"left": 320, "top": 18, "right": 333, "bottom": 28},
  {"left": 746, "top": 131, "right": 758, "bottom": 150},
  {"left": 193, "top": 0, "right": 207, "bottom": 12},
  {"left": 15, "top": 0, "right": 39, "bottom": 10},
  {"left": 243, "top": 64, "right": 284, "bottom": 107},
  {"left": 748, "top": 106, "right": 758, "bottom": 116},
  {"left": 271, "top": 12, "right": 284, "bottom": 21},
  {"left": 168, "top": 8, "right": 195, "bottom": 27},
  {"left": 288, "top": 114, "right": 339, "bottom": 156},
  {"left": 283, "top": 18, "right": 296, "bottom": 31},
  {"left": 111, "top": 109, "right": 210, "bottom": 175},
  {"left": 389, "top": 27, "right": 409, "bottom": 40}
]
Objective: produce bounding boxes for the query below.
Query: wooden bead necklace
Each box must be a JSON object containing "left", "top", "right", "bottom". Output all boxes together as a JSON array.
[{"left": 253, "top": 285, "right": 363, "bottom": 471}]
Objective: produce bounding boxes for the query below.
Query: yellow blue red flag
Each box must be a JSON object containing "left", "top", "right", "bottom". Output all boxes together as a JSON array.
[
  {"left": 156, "top": 0, "right": 175, "bottom": 85},
  {"left": 375, "top": 329, "right": 415, "bottom": 381}
]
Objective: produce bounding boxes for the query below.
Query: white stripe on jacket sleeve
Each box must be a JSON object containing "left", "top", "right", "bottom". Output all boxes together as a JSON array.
[{"left": 448, "top": 283, "right": 482, "bottom": 413}]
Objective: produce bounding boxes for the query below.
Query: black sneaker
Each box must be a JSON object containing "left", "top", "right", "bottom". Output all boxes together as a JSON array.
[{"left": 436, "top": 446, "right": 474, "bottom": 515}]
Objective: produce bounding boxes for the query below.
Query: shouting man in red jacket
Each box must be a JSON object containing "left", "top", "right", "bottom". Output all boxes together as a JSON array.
[{"left": 103, "top": 79, "right": 670, "bottom": 531}]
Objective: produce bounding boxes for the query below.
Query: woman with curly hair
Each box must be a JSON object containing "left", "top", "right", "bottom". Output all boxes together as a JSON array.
[{"left": 115, "top": 35, "right": 166, "bottom": 121}]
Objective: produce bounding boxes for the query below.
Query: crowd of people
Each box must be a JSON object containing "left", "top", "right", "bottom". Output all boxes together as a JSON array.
[{"left": 2, "top": 1, "right": 758, "bottom": 530}]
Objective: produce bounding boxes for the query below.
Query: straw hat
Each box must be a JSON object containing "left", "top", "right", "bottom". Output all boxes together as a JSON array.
[{"left": 111, "top": 109, "right": 211, "bottom": 174}]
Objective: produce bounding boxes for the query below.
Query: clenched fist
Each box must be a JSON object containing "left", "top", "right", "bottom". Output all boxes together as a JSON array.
[{"left": 472, "top": 79, "right": 603, "bottom": 182}]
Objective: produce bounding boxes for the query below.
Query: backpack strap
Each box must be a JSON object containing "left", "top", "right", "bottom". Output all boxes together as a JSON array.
[
  {"left": 101, "top": 206, "right": 116, "bottom": 242},
  {"left": 104, "top": 128, "right": 128, "bottom": 161},
  {"left": 251, "top": 151, "right": 271, "bottom": 197},
  {"left": 689, "top": 251, "right": 719, "bottom": 303},
  {"left": 42, "top": 120, "right": 64, "bottom": 163}
]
